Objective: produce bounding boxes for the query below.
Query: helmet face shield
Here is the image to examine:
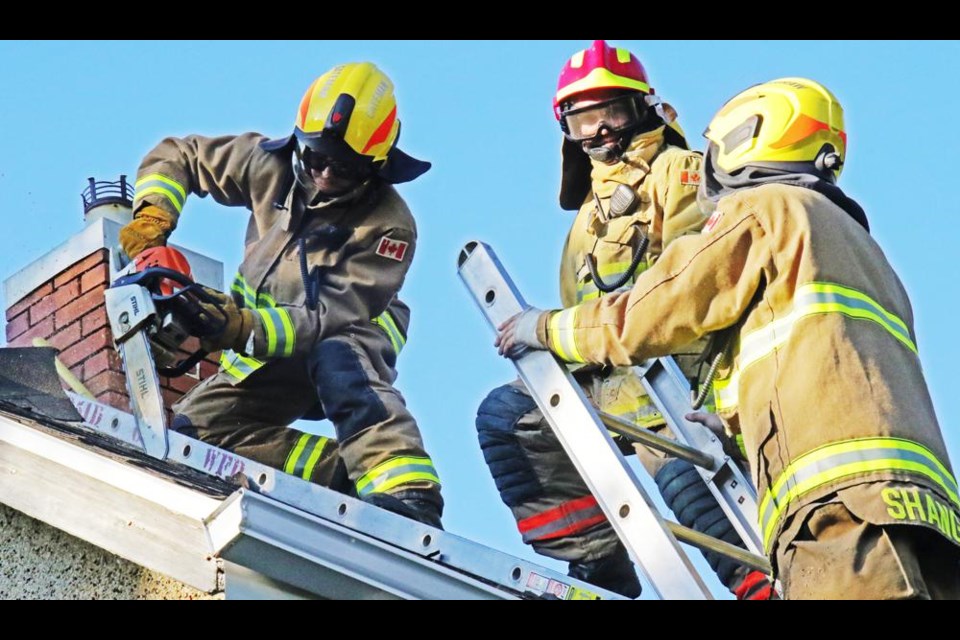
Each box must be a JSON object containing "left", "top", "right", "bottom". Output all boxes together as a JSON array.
[{"left": 561, "top": 95, "right": 644, "bottom": 143}]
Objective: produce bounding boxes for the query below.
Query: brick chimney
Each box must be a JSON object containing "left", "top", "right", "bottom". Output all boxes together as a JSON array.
[{"left": 2, "top": 176, "right": 224, "bottom": 414}]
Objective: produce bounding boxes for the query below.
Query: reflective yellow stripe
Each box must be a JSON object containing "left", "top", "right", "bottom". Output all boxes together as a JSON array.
[
  {"left": 230, "top": 283, "right": 256, "bottom": 307},
  {"left": 255, "top": 292, "right": 295, "bottom": 356},
  {"left": 284, "top": 433, "right": 313, "bottom": 474},
  {"left": 219, "top": 350, "right": 265, "bottom": 382},
  {"left": 373, "top": 311, "right": 405, "bottom": 354},
  {"left": 135, "top": 173, "right": 187, "bottom": 213},
  {"left": 713, "top": 282, "right": 916, "bottom": 412},
  {"left": 282, "top": 434, "right": 329, "bottom": 480},
  {"left": 380, "top": 311, "right": 406, "bottom": 349},
  {"left": 356, "top": 456, "right": 440, "bottom": 496},
  {"left": 233, "top": 275, "right": 294, "bottom": 357},
  {"left": 254, "top": 307, "right": 294, "bottom": 357},
  {"left": 136, "top": 173, "right": 186, "bottom": 199},
  {"left": 219, "top": 351, "right": 244, "bottom": 380},
  {"left": 374, "top": 316, "right": 401, "bottom": 353},
  {"left": 576, "top": 260, "right": 647, "bottom": 303},
  {"left": 135, "top": 186, "right": 184, "bottom": 213},
  {"left": 231, "top": 273, "right": 256, "bottom": 308},
  {"left": 758, "top": 437, "right": 959, "bottom": 551},
  {"left": 604, "top": 395, "right": 663, "bottom": 428},
  {"left": 301, "top": 437, "right": 329, "bottom": 481},
  {"left": 370, "top": 472, "right": 441, "bottom": 495},
  {"left": 255, "top": 308, "right": 278, "bottom": 355},
  {"left": 801, "top": 282, "right": 916, "bottom": 354},
  {"left": 258, "top": 291, "right": 277, "bottom": 307},
  {"left": 549, "top": 308, "right": 585, "bottom": 363},
  {"left": 275, "top": 307, "right": 295, "bottom": 357}
]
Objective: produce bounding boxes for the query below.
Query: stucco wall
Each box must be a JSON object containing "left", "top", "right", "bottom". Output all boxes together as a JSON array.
[{"left": 0, "top": 503, "right": 222, "bottom": 600}]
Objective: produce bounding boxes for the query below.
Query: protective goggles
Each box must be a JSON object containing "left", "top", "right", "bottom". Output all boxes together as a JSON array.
[
  {"left": 561, "top": 95, "right": 644, "bottom": 143},
  {"left": 296, "top": 143, "right": 374, "bottom": 181}
]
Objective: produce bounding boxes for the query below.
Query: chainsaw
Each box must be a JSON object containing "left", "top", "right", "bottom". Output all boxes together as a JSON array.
[{"left": 103, "top": 246, "right": 228, "bottom": 460}]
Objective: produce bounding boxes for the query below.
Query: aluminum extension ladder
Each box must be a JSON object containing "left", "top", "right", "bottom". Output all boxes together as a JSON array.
[{"left": 458, "top": 241, "right": 769, "bottom": 600}]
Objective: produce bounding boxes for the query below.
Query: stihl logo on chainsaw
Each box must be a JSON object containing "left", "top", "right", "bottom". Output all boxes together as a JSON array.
[{"left": 376, "top": 236, "right": 409, "bottom": 262}]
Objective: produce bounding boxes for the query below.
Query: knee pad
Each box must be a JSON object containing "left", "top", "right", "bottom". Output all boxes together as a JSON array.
[
  {"left": 475, "top": 385, "right": 542, "bottom": 507},
  {"left": 655, "top": 458, "right": 744, "bottom": 589},
  {"left": 310, "top": 339, "right": 388, "bottom": 443}
]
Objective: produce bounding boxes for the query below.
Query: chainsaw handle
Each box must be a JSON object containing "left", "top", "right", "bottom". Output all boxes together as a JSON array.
[
  {"left": 157, "top": 349, "right": 209, "bottom": 378},
  {"left": 112, "top": 267, "right": 217, "bottom": 301},
  {"left": 112, "top": 267, "right": 227, "bottom": 378}
]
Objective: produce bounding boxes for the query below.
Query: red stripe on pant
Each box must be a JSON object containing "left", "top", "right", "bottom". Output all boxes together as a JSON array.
[{"left": 518, "top": 495, "right": 608, "bottom": 542}]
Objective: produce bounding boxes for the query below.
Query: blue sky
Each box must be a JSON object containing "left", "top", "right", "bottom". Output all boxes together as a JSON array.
[{"left": 1, "top": 40, "right": 957, "bottom": 599}]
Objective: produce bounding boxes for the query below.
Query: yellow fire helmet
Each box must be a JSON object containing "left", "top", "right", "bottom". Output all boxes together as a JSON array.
[
  {"left": 704, "top": 78, "right": 846, "bottom": 181},
  {"left": 261, "top": 61, "right": 430, "bottom": 185},
  {"left": 296, "top": 62, "right": 399, "bottom": 164}
]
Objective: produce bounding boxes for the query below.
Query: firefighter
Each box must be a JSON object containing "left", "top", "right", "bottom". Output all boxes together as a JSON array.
[
  {"left": 119, "top": 62, "right": 444, "bottom": 528},
  {"left": 497, "top": 77, "right": 960, "bottom": 599},
  {"left": 475, "top": 40, "right": 772, "bottom": 599}
]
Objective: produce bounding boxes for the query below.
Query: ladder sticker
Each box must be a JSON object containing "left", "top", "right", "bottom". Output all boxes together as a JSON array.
[
  {"left": 526, "top": 572, "right": 599, "bottom": 599},
  {"left": 375, "top": 236, "right": 409, "bottom": 262},
  {"left": 526, "top": 572, "right": 550, "bottom": 593}
]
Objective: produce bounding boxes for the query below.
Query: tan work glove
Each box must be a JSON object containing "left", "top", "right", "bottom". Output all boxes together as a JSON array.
[
  {"left": 495, "top": 307, "right": 549, "bottom": 358},
  {"left": 119, "top": 204, "right": 176, "bottom": 258},
  {"left": 198, "top": 287, "right": 256, "bottom": 355}
]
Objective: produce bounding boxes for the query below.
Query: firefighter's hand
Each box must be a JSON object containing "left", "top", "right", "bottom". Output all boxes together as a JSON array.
[
  {"left": 118, "top": 205, "right": 176, "bottom": 258},
  {"left": 685, "top": 411, "right": 746, "bottom": 461},
  {"left": 685, "top": 411, "right": 724, "bottom": 435},
  {"left": 496, "top": 307, "right": 546, "bottom": 358},
  {"left": 198, "top": 287, "right": 255, "bottom": 354}
]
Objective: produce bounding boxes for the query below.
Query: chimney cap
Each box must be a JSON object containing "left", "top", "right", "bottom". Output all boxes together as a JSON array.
[{"left": 82, "top": 175, "right": 134, "bottom": 214}]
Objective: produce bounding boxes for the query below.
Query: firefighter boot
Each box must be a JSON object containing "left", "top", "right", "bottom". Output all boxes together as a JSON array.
[
  {"left": 567, "top": 541, "right": 642, "bottom": 598},
  {"left": 363, "top": 488, "right": 444, "bottom": 530}
]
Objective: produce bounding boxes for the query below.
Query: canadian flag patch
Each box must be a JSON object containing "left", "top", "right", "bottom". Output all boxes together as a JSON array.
[
  {"left": 376, "top": 236, "right": 409, "bottom": 262},
  {"left": 680, "top": 170, "right": 701, "bottom": 186},
  {"left": 702, "top": 209, "right": 724, "bottom": 234}
]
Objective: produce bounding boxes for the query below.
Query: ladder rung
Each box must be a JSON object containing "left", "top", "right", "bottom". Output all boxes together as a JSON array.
[
  {"left": 666, "top": 521, "right": 771, "bottom": 574},
  {"left": 598, "top": 411, "right": 716, "bottom": 469}
]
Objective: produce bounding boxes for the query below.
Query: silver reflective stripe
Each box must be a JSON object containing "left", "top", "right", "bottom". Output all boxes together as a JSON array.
[
  {"left": 758, "top": 437, "right": 959, "bottom": 551},
  {"left": 254, "top": 307, "right": 295, "bottom": 357},
  {"left": 219, "top": 350, "right": 265, "bottom": 382},
  {"left": 549, "top": 308, "right": 585, "bottom": 363},
  {"left": 284, "top": 434, "right": 329, "bottom": 481},
  {"left": 576, "top": 261, "right": 648, "bottom": 303},
  {"left": 519, "top": 500, "right": 607, "bottom": 543},
  {"left": 134, "top": 173, "right": 186, "bottom": 213},
  {"left": 714, "top": 282, "right": 917, "bottom": 411},
  {"left": 230, "top": 273, "right": 256, "bottom": 308},
  {"left": 356, "top": 456, "right": 440, "bottom": 497},
  {"left": 373, "top": 311, "right": 406, "bottom": 354}
]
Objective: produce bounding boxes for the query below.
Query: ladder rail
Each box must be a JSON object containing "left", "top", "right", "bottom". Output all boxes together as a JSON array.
[
  {"left": 636, "top": 357, "right": 764, "bottom": 555},
  {"left": 62, "top": 392, "right": 624, "bottom": 600},
  {"left": 458, "top": 241, "right": 713, "bottom": 600}
]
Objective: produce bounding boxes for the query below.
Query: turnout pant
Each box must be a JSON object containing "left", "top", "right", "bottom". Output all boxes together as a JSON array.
[
  {"left": 476, "top": 373, "right": 754, "bottom": 592},
  {"left": 172, "top": 321, "right": 442, "bottom": 503}
]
